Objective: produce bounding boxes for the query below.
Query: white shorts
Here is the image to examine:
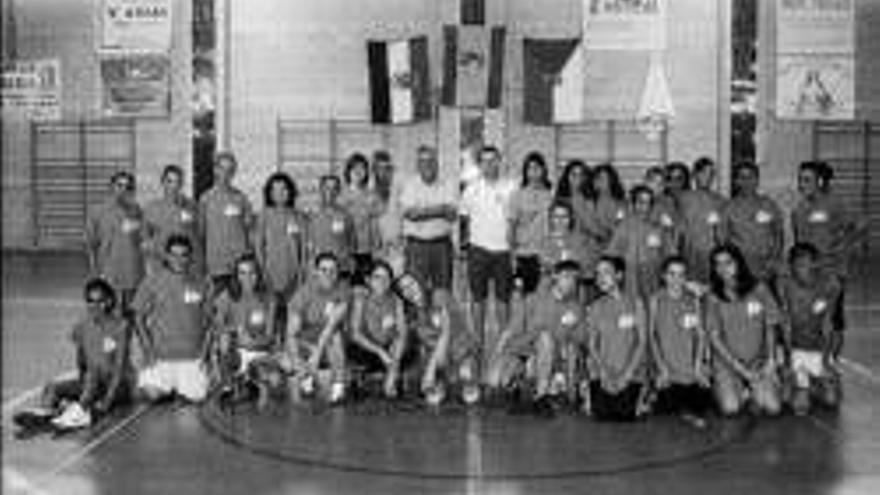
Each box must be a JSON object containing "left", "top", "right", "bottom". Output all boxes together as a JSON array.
[
  {"left": 791, "top": 350, "right": 825, "bottom": 388},
  {"left": 138, "top": 360, "right": 208, "bottom": 402},
  {"left": 238, "top": 349, "right": 270, "bottom": 374}
]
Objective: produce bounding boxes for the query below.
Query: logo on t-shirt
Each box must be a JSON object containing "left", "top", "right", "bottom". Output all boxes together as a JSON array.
[
  {"left": 707, "top": 211, "right": 720, "bottom": 225},
  {"left": 223, "top": 203, "right": 241, "bottom": 217},
  {"left": 381, "top": 314, "right": 395, "bottom": 330},
  {"left": 560, "top": 249, "right": 573, "bottom": 261},
  {"left": 286, "top": 222, "right": 301, "bottom": 235},
  {"left": 812, "top": 299, "right": 828, "bottom": 314},
  {"left": 755, "top": 210, "right": 772, "bottom": 224},
  {"left": 647, "top": 233, "right": 662, "bottom": 248},
  {"left": 561, "top": 310, "right": 578, "bottom": 326},
  {"left": 430, "top": 312, "right": 443, "bottom": 328},
  {"left": 179, "top": 209, "right": 194, "bottom": 223},
  {"left": 808, "top": 210, "right": 829, "bottom": 223},
  {"left": 746, "top": 300, "right": 763, "bottom": 317},
  {"left": 102, "top": 336, "right": 117, "bottom": 353},
  {"left": 183, "top": 288, "right": 203, "bottom": 304},
  {"left": 682, "top": 313, "right": 699, "bottom": 329},
  {"left": 618, "top": 313, "right": 636, "bottom": 329},
  {"left": 121, "top": 218, "right": 140, "bottom": 233},
  {"left": 249, "top": 310, "right": 266, "bottom": 326},
  {"left": 331, "top": 218, "right": 345, "bottom": 233},
  {"left": 616, "top": 209, "right": 626, "bottom": 221},
  {"left": 660, "top": 214, "right": 674, "bottom": 228}
]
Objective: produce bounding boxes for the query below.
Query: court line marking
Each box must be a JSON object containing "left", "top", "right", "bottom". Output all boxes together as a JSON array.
[{"left": 40, "top": 403, "right": 152, "bottom": 482}]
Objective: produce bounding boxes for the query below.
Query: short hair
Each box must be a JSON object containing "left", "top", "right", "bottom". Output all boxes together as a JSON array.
[
  {"left": 372, "top": 150, "right": 392, "bottom": 164},
  {"left": 553, "top": 259, "right": 582, "bottom": 274},
  {"left": 799, "top": 160, "right": 834, "bottom": 192},
  {"left": 480, "top": 145, "right": 501, "bottom": 157},
  {"left": 215, "top": 151, "right": 237, "bottom": 167},
  {"left": 416, "top": 144, "right": 436, "bottom": 156},
  {"left": 263, "top": 172, "right": 298, "bottom": 208},
  {"left": 370, "top": 258, "right": 395, "bottom": 281},
  {"left": 597, "top": 255, "right": 626, "bottom": 275},
  {"left": 161, "top": 164, "right": 184, "bottom": 181},
  {"left": 629, "top": 183, "right": 654, "bottom": 204},
  {"left": 314, "top": 251, "right": 339, "bottom": 267},
  {"left": 693, "top": 156, "right": 715, "bottom": 175},
  {"left": 661, "top": 255, "right": 688, "bottom": 275},
  {"left": 343, "top": 153, "right": 370, "bottom": 186},
  {"left": 110, "top": 171, "right": 135, "bottom": 188},
  {"left": 733, "top": 160, "right": 760, "bottom": 178},
  {"left": 788, "top": 242, "right": 820, "bottom": 264},
  {"left": 644, "top": 165, "right": 665, "bottom": 181},
  {"left": 320, "top": 174, "right": 341, "bottom": 189},
  {"left": 165, "top": 234, "right": 193, "bottom": 254},
  {"left": 548, "top": 200, "right": 575, "bottom": 230},
  {"left": 83, "top": 277, "right": 117, "bottom": 311}
]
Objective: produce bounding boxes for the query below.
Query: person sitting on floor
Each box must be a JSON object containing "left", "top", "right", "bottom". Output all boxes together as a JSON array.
[
  {"left": 348, "top": 260, "right": 410, "bottom": 399},
  {"left": 648, "top": 256, "right": 714, "bottom": 427},
  {"left": 586, "top": 256, "right": 648, "bottom": 422},
  {"left": 209, "top": 253, "right": 283, "bottom": 408},
  {"left": 283, "top": 252, "right": 351, "bottom": 404},
  {"left": 14, "top": 278, "right": 132, "bottom": 435},
  {"left": 777, "top": 242, "right": 842, "bottom": 415},
  {"left": 486, "top": 260, "right": 587, "bottom": 416}
]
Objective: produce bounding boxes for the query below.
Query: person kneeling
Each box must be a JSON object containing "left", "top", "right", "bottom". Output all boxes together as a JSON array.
[
  {"left": 649, "top": 257, "right": 714, "bottom": 427},
  {"left": 486, "top": 260, "right": 586, "bottom": 416},
  {"left": 209, "top": 254, "right": 283, "bottom": 408},
  {"left": 14, "top": 278, "right": 132, "bottom": 435},
  {"left": 348, "top": 260, "right": 411, "bottom": 399},
  {"left": 586, "top": 256, "right": 648, "bottom": 422},
  {"left": 284, "top": 252, "right": 350, "bottom": 404},
  {"left": 777, "top": 243, "right": 842, "bottom": 415}
]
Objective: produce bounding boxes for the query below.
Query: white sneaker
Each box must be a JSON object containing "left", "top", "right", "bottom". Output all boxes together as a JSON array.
[
  {"left": 300, "top": 375, "right": 316, "bottom": 395},
  {"left": 424, "top": 384, "right": 446, "bottom": 406},
  {"left": 329, "top": 382, "right": 345, "bottom": 404},
  {"left": 461, "top": 383, "right": 480, "bottom": 405},
  {"left": 51, "top": 402, "right": 91, "bottom": 430}
]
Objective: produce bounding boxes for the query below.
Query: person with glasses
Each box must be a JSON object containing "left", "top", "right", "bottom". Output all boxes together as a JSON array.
[
  {"left": 199, "top": 151, "right": 255, "bottom": 296},
  {"left": 284, "top": 252, "right": 352, "bottom": 404},
  {"left": 133, "top": 235, "right": 211, "bottom": 403},
  {"left": 13, "top": 279, "right": 132, "bottom": 435},
  {"left": 143, "top": 165, "right": 202, "bottom": 277},
  {"left": 86, "top": 170, "right": 145, "bottom": 317}
]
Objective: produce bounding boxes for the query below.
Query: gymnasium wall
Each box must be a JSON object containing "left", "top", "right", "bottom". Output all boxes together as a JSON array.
[{"left": 1, "top": 0, "right": 192, "bottom": 249}]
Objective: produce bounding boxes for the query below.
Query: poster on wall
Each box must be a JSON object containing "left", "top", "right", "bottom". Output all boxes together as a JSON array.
[
  {"left": 1, "top": 59, "right": 61, "bottom": 121},
  {"left": 777, "top": 0, "right": 854, "bottom": 54},
  {"left": 100, "top": 53, "right": 170, "bottom": 117},
  {"left": 101, "top": 0, "right": 172, "bottom": 52},
  {"left": 582, "top": 0, "right": 666, "bottom": 51},
  {"left": 776, "top": 54, "right": 854, "bottom": 120}
]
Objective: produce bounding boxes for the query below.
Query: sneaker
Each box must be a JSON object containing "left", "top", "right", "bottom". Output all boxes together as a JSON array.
[
  {"left": 681, "top": 412, "right": 708, "bottom": 429},
  {"left": 300, "top": 375, "right": 316, "bottom": 396},
  {"left": 51, "top": 402, "right": 92, "bottom": 430},
  {"left": 424, "top": 385, "right": 446, "bottom": 407},
  {"left": 13, "top": 407, "right": 55, "bottom": 431},
  {"left": 329, "top": 382, "right": 346, "bottom": 405},
  {"left": 532, "top": 395, "right": 556, "bottom": 418},
  {"left": 461, "top": 383, "right": 481, "bottom": 405}
]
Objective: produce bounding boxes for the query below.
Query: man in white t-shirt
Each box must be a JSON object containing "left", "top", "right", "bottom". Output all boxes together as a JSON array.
[
  {"left": 398, "top": 145, "right": 459, "bottom": 293},
  {"left": 460, "top": 145, "right": 516, "bottom": 381}
]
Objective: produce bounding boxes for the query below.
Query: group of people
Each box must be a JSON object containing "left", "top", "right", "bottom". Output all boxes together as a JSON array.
[{"left": 13, "top": 144, "right": 867, "bottom": 435}]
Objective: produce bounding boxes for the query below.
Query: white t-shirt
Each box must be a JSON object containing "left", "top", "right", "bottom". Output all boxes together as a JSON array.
[
  {"left": 461, "top": 177, "right": 516, "bottom": 252},
  {"left": 398, "top": 176, "right": 458, "bottom": 240}
]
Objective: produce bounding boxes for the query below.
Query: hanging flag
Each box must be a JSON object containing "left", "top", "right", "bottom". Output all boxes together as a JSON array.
[
  {"left": 367, "top": 36, "right": 431, "bottom": 124},
  {"left": 441, "top": 25, "right": 506, "bottom": 108},
  {"left": 523, "top": 38, "right": 583, "bottom": 125},
  {"left": 637, "top": 52, "right": 675, "bottom": 140}
]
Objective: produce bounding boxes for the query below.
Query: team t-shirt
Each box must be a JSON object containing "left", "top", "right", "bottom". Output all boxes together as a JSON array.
[
  {"left": 71, "top": 314, "right": 130, "bottom": 378},
  {"left": 354, "top": 288, "right": 403, "bottom": 348},
  {"left": 508, "top": 187, "right": 553, "bottom": 255},
  {"left": 606, "top": 215, "right": 677, "bottom": 300},
  {"left": 199, "top": 186, "right": 254, "bottom": 276},
  {"left": 705, "top": 283, "right": 781, "bottom": 368},
  {"left": 213, "top": 291, "right": 276, "bottom": 351},
  {"left": 586, "top": 293, "right": 647, "bottom": 377},
  {"left": 721, "top": 195, "right": 784, "bottom": 280},
  {"left": 338, "top": 187, "right": 383, "bottom": 254},
  {"left": 132, "top": 267, "right": 209, "bottom": 359},
  {"left": 86, "top": 199, "right": 145, "bottom": 290},
  {"left": 309, "top": 205, "right": 356, "bottom": 271},
  {"left": 777, "top": 274, "right": 840, "bottom": 351},
  {"left": 505, "top": 284, "right": 585, "bottom": 355},
  {"left": 288, "top": 280, "right": 352, "bottom": 342},
  {"left": 791, "top": 194, "right": 857, "bottom": 277},
  {"left": 588, "top": 196, "right": 627, "bottom": 249},
  {"left": 539, "top": 230, "right": 598, "bottom": 279},
  {"left": 678, "top": 189, "right": 726, "bottom": 283},
  {"left": 649, "top": 290, "right": 703, "bottom": 384},
  {"left": 254, "top": 207, "right": 310, "bottom": 294},
  {"left": 143, "top": 196, "right": 200, "bottom": 260}
]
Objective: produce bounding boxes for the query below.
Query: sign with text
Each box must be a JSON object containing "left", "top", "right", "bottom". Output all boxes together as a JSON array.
[
  {"left": 1, "top": 59, "right": 61, "bottom": 121},
  {"left": 100, "top": 53, "right": 170, "bottom": 117},
  {"left": 583, "top": 0, "right": 666, "bottom": 51},
  {"left": 101, "top": 0, "right": 172, "bottom": 52}
]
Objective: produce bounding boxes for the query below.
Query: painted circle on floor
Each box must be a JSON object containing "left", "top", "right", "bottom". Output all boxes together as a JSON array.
[{"left": 200, "top": 397, "right": 754, "bottom": 480}]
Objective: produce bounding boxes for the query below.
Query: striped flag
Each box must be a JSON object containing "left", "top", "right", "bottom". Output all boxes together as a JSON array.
[
  {"left": 441, "top": 25, "right": 506, "bottom": 108},
  {"left": 523, "top": 38, "right": 584, "bottom": 125},
  {"left": 367, "top": 36, "right": 431, "bottom": 124}
]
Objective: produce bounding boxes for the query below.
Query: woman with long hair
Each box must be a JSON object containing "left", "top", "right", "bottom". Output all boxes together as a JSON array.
[
  {"left": 509, "top": 152, "right": 555, "bottom": 295},
  {"left": 589, "top": 163, "right": 628, "bottom": 251}
]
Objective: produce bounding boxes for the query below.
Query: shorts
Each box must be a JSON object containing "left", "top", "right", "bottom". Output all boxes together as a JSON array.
[
  {"left": 347, "top": 342, "right": 419, "bottom": 374},
  {"left": 138, "top": 360, "right": 208, "bottom": 402},
  {"left": 653, "top": 383, "right": 714, "bottom": 415},
  {"left": 791, "top": 349, "right": 825, "bottom": 388},
  {"left": 468, "top": 245, "right": 512, "bottom": 302},
  {"left": 590, "top": 381, "right": 642, "bottom": 422},
  {"left": 405, "top": 236, "right": 453, "bottom": 291},
  {"left": 513, "top": 255, "right": 542, "bottom": 295}
]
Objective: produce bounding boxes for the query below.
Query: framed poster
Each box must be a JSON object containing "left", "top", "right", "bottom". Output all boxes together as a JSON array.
[{"left": 100, "top": 53, "right": 170, "bottom": 117}]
